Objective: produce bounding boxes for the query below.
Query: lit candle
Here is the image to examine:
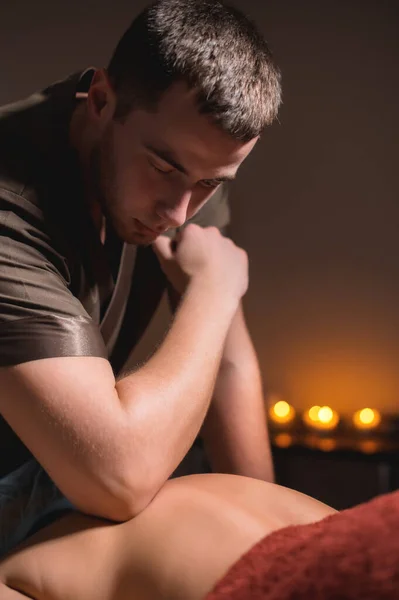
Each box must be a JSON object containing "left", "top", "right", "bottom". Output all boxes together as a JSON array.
[
  {"left": 269, "top": 400, "right": 296, "bottom": 425},
  {"left": 303, "top": 405, "right": 339, "bottom": 431},
  {"left": 353, "top": 408, "right": 381, "bottom": 431}
]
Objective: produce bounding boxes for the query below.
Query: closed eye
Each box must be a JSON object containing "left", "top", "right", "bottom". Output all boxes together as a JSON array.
[
  {"left": 200, "top": 179, "right": 222, "bottom": 189},
  {"left": 148, "top": 157, "right": 174, "bottom": 174},
  {"left": 148, "top": 153, "right": 225, "bottom": 188}
]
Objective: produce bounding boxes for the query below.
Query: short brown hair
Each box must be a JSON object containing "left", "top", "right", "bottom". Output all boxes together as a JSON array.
[{"left": 108, "top": 0, "right": 282, "bottom": 142}]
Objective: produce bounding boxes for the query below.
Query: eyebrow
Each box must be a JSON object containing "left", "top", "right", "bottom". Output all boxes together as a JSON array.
[{"left": 144, "top": 143, "right": 237, "bottom": 184}]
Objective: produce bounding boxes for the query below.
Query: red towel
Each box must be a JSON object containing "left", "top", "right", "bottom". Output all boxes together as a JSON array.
[{"left": 206, "top": 490, "right": 399, "bottom": 599}]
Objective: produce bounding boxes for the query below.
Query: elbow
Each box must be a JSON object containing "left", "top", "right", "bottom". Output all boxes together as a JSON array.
[
  {"left": 104, "top": 485, "right": 159, "bottom": 522},
  {"left": 107, "top": 459, "right": 167, "bottom": 521},
  {"left": 69, "top": 467, "right": 162, "bottom": 523}
]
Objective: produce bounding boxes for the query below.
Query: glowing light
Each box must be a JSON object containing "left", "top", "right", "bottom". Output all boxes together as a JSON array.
[
  {"left": 308, "top": 405, "right": 321, "bottom": 422},
  {"left": 353, "top": 408, "right": 381, "bottom": 430},
  {"left": 303, "top": 405, "right": 339, "bottom": 431},
  {"left": 358, "top": 439, "right": 380, "bottom": 454},
  {"left": 269, "top": 400, "right": 296, "bottom": 424},
  {"left": 274, "top": 433, "right": 293, "bottom": 448},
  {"left": 274, "top": 401, "right": 290, "bottom": 418},
  {"left": 318, "top": 406, "right": 333, "bottom": 423},
  {"left": 317, "top": 437, "right": 337, "bottom": 452}
]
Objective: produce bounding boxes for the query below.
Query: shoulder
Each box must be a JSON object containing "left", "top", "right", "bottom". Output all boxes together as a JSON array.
[{"left": 0, "top": 70, "right": 84, "bottom": 193}]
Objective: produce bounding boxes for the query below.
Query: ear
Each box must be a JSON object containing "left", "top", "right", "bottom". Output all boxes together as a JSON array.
[{"left": 86, "top": 68, "right": 116, "bottom": 125}]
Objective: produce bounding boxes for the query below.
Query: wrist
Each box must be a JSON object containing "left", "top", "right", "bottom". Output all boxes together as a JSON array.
[{"left": 187, "top": 272, "right": 241, "bottom": 316}]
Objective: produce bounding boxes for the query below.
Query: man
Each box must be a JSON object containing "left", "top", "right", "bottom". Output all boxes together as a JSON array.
[{"left": 0, "top": 0, "right": 281, "bottom": 557}]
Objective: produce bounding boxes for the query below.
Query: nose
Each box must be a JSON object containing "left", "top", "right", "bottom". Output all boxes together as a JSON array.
[{"left": 156, "top": 190, "right": 192, "bottom": 229}]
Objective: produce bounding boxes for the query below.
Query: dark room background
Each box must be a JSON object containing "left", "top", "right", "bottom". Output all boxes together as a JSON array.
[{"left": 1, "top": 0, "right": 398, "bottom": 506}]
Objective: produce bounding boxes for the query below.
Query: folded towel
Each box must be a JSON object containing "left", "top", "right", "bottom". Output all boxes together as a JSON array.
[{"left": 206, "top": 490, "right": 399, "bottom": 600}]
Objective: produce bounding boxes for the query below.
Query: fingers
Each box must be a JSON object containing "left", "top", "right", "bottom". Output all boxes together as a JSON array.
[
  {"left": 154, "top": 229, "right": 185, "bottom": 258},
  {"left": 152, "top": 235, "right": 173, "bottom": 260},
  {"left": 152, "top": 235, "right": 174, "bottom": 261}
]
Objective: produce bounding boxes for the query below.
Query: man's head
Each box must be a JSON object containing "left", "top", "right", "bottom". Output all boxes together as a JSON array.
[{"left": 82, "top": 0, "right": 281, "bottom": 244}]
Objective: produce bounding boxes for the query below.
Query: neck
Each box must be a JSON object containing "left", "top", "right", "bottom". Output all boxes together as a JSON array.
[{"left": 69, "top": 102, "right": 106, "bottom": 241}]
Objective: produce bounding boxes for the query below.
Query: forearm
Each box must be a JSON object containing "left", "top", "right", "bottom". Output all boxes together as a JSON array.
[
  {"left": 0, "top": 228, "right": 247, "bottom": 523},
  {"left": 116, "top": 276, "right": 238, "bottom": 496},
  {"left": 202, "top": 306, "right": 274, "bottom": 482},
  {"left": 203, "top": 361, "right": 274, "bottom": 481}
]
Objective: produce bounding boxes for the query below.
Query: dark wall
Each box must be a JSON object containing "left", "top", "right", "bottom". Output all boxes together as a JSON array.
[
  {"left": 229, "top": 0, "right": 399, "bottom": 417},
  {"left": 1, "top": 0, "right": 398, "bottom": 416}
]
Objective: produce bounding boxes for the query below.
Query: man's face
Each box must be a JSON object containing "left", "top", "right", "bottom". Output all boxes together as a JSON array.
[{"left": 89, "top": 78, "right": 258, "bottom": 245}]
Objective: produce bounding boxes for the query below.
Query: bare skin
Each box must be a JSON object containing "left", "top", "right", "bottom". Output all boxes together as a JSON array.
[
  {"left": 0, "top": 72, "right": 269, "bottom": 524},
  {"left": 70, "top": 71, "right": 258, "bottom": 245},
  {"left": 0, "top": 474, "right": 335, "bottom": 600}
]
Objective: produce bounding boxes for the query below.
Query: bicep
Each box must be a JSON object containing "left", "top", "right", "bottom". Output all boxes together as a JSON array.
[
  {"left": 0, "top": 355, "right": 129, "bottom": 517},
  {"left": 0, "top": 213, "right": 133, "bottom": 516}
]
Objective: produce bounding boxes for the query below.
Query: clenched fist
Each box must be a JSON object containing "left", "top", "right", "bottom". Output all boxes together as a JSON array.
[{"left": 152, "top": 224, "right": 248, "bottom": 300}]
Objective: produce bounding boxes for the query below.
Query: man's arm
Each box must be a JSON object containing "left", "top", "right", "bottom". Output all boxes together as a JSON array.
[
  {"left": 165, "top": 183, "right": 274, "bottom": 482},
  {"left": 168, "top": 279, "right": 274, "bottom": 482},
  {"left": 0, "top": 225, "right": 247, "bottom": 522},
  {"left": 201, "top": 303, "right": 274, "bottom": 482}
]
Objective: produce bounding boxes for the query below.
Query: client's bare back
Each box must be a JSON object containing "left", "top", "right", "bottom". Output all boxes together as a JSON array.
[{"left": 0, "top": 474, "right": 335, "bottom": 600}]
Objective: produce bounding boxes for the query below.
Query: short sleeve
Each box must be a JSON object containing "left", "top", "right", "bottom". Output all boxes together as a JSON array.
[{"left": 0, "top": 189, "right": 107, "bottom": 367}]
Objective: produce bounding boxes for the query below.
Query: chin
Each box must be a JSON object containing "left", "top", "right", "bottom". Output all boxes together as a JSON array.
[
  {"left": 122, "top": 229, "right": 159, "bottom": 246},
  {"left": 110, "top": 214, "right": 161, "bottom": 245},
  {"left": 109, "top": 222, "right": 140, "bottom": 244}
]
